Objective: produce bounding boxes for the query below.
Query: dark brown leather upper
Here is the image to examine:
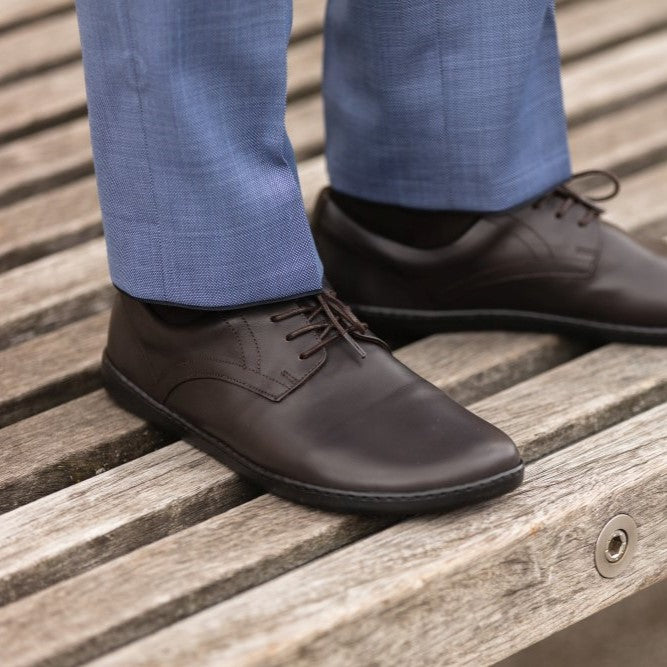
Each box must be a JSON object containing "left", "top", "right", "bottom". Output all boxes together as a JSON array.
[
  {"left": 313, "top": 185, "right": 667, "bottom": 328},
  {"left": 106, "top": 289, "right": 520, "bottom": 493}
]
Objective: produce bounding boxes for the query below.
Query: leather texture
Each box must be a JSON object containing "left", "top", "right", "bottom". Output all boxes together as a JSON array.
[
  {"left": 104, "top": 289, "right": 522, "bottom": 511},
  {"left": 312, "top": 186, "right": 667, "bottom": 333}
]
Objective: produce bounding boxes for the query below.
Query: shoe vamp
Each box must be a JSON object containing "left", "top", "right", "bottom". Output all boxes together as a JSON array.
[{"left": 164, "top": 343, "right": 517, "bottom": 492}]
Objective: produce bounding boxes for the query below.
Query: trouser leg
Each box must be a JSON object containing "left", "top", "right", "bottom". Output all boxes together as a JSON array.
[
  {"left": 76, "top": 0, "right": 323, "bottom": 308},
  {"left": 324, "top": 0, "right": 571, "bottom": 212}
]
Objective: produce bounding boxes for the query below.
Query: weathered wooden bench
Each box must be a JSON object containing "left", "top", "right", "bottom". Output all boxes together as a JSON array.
[{"left": 0, "top": 1, "right": 665, "bottom": 664}]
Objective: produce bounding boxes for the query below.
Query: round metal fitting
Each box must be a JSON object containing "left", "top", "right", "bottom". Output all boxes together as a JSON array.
[{"left": 595, "top": 514, "right": 638, "bottom": 578}]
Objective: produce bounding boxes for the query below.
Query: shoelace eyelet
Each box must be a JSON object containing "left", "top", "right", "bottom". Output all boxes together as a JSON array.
[{"left": 272, "top": 291, "right": 370, "bottom": 359}]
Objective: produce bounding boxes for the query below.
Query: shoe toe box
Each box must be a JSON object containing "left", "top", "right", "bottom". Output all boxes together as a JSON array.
[{"left": 301, "top": 378, "right": 522, "bottom": 495}]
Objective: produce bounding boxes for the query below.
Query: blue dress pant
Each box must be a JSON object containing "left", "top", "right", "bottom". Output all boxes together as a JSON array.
[{"left": 75, "top": 1, "right": 570, "bottom": 308}]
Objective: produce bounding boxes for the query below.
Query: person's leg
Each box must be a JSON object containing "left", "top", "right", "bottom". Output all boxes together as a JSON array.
[
  {"left": 314, "top": 0, "right": 667, "bottom": 344},
  {"left": 323, "top": 0, "right": 570, "bottom": 212},
  {"left": 76, "top": 0, "right": 322, "bottom": 309}
]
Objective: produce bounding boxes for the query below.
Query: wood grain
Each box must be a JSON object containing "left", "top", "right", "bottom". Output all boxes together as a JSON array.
[
  {"left": 0, "top": 3, "right": 664, "bottom": 664},
  {"left": 0, "top": 175, "right": 99, "bottom": 271},
  {"left": 0, "top": 12, "right": 79, "bottom": 85},
  {"left": 0, "top": 389, "right": 168, "bottom": 514},
  {"left": 604, "top": 160, "right": 667, "bottom": 232},
  {"left": 0, "top": 237, "right": 111, "bottom": 349},
  {"left": 570, "top": 91, "right": 667, "bottom": 175},
  {"left": 0, "top": 116, "right": 93, "bottom": 207},
  {"left": 564, "top": 29, "right": 667, "bottom": 123},
  {"left": 0, "top": 311, "right": 107, "bottom": 427},
  {"left": 0, "top": 1, "right": 72, "bottom": 33},
  {"left": 291, "top": 0, "right": 326, "bottom": 41},
  {"left": 2, "top": 341, "right": 667, "bottom": 664},
  {"left": 471, "top": 343, "right": 667, "bottom": 463},
  {"left": 0, "top": 441, "right": 256, "bottom": 605},
  {"left": 558, "top": 0, "right": 667, "bottom": 63},
  {"left": 396, "top": 331, "right": 587, "bottom": 406},
  {"left": 0, "top": 61, "right": 84, "bottom": 142},
  {"left": 287, "top": 33, "right": 323, "bottom": 99},
  {"left": 89, "top": 403, "right": 667, "bottom": 667}
]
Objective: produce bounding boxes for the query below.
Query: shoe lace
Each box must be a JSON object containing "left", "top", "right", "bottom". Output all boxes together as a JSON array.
[
  {"left": 532, "top": 169, "right": 620, "bottom": 227},
  {"left": 270, "top": 289, "right": 369, "bottom": 360}
]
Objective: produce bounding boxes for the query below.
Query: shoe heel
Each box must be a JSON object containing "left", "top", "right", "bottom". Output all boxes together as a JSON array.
[{"left": 101, "top": 353, "right": 186, "bottom": 438}]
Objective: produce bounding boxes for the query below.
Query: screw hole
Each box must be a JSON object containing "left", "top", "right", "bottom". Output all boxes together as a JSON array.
[{"left": 605, "top": 529, "right": 628, "bottom": 563}]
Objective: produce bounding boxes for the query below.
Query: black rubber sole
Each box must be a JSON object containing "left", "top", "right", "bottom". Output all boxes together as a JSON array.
[
  {"left": 101, "top": 353, "right": 524, "bottom": 515},
  {"left": 350, "top": 304, "right": 667, "bottom": 346}
]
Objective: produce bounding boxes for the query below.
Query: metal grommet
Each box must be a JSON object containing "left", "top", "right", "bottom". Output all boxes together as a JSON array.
[{"left": 595, "top": 514, "right": 638, "bottom": 578}]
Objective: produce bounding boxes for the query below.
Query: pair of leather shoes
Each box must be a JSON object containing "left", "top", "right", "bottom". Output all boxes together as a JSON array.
[{"left": 103, "top": 172, "right": 667, "bottom": 514}]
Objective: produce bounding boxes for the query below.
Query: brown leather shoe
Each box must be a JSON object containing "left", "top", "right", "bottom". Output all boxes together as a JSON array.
[
  {"left": 102, "top": 289, "right": 523, "bottom": 514},
  {"left": 313, "top": 171, "right": 667, "bottom": 344}
]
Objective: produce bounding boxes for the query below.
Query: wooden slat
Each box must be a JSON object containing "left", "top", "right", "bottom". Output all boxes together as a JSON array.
[
  {"left": 0, "top": 12, "right": 79, "bottom": 85},
  {"left": 0, "top": 496, "right": 386, "bottom": 667},
  {"left": 557, "top": 0, "right": 667, "bottom": 62},
  {"left": 0, "top": 175, "right": 99, "bottom": 271},
  {"left": 291, "top": 0, "right": 326, "bottom": 41},
  {"left": 285, "top": 94, "right": 325, "bottom": 159},
  {"left": 496, "top": 581, "right": 667, "bottom": 667},
  {"left": 604, "top": 160, "right": 667, "bottom": 232},
  {"left": 0, "top": 116, "right": 92, "bottom": 207},
  {"left": 563, "top": 30, "right": 667, "bottom": 123},
  {"left": 472, "top": 343, "right": 667, "bottom": 463},
  {"left": 396, "top": 331, "right": 588, "bottom": 405},
  {"left": 0, "top": 0, "right": 71, "bottom": 34},
  {"left": 0, "top": 237, "right": 110, "bottom": 349},
  {"left": 0, "top": 311, "right": 106, "bottom": 428},
  {"left": 0, "top": 441, "right": 256, "bottom": 605},
  {"left": 88, "top": 402, "right": 667, "bottom": 667},
  {"left": 0, "top": 61, "right": 84, "bottom": 142},
  {"left": 299, "top": 154, "right": 327, "bottom": 214},
  {"left": 286, "top": 34, "right": 323, "bottom": 98},
  {"left": 10, "top": 343, "right": 667, "bottom": 666},
  {"left": 0, "top": 389, "right": 168, "bottom": 514},
  {"left": 570, "top": 92, "right": 667, "bottom": 175}
]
